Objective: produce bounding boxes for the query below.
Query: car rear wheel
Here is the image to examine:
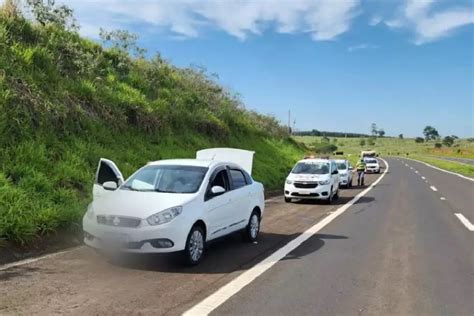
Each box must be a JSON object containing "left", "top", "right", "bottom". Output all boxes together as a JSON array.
[
  {"left": 325, "top": 187, "right": 334, "bottom": 204},
  {"left": 243, "top": 211, "right": 260, "bottom": 242},
  {"left": 184, "top": 225, "right": 205, "bottom": 265}
]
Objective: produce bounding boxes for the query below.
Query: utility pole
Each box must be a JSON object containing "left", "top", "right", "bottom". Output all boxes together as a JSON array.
[{"left": 288, "top": 110, "right": 292, "bottom": 135}]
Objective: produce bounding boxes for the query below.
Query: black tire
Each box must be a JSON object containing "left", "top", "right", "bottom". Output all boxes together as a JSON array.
[
  {"left": 334, "top": 188, "right": 339, "bottom": 199},
  {"left": 284, "top": 197, "right": 292, "bottom": 203},
  {"left": 183, "top": 225, "right": 206, "bottom": 266},
  {"left": 325, "top": 187, "right": 334, "bottom": 204},
  {"left": 348, "top": 178, "right": 353, "bottom": 187},
  {"left": 243, "top": 210, "right": 260, "bottom": 242}
]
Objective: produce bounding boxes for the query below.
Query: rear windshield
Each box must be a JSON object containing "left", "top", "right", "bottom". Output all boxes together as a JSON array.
[
  {"left": 292, "top": 162, "right": 330, "bottom": 175},
  {"left": 337, "top": 162, "right": 347, "bottom": 170}
]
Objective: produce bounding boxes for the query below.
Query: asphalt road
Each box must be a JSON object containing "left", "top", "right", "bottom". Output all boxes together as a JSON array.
[
  {"left": 213, "top": 157, "right": 474, "bottom": 315},
  {"left": 1, "top": 158, "right": 473, "bottom": 316}
]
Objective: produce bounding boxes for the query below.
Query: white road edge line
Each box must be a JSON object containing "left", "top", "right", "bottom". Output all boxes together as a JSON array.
[
  {"left": 402, "top": 157, "right": 474, "bottom": 182},
  {"left": 421, "top": 176, "right": 426, "bottom": 180},
  {"left": 183, "top": 159, "right": 390, "bottom": 316},
  {"left": 454, "top": 213, "right": 474, "bottom": 231},
  {"left": 0, "top": 246, "right": 83, "bottom": 271},
  {"left": 0, "top": 195, "right": 284, "bottom": 271},
  {"left": 440, "top": 197, "right": 446, "bottom": 200},
  {"left": 430, "top": 186, "right": 438, "bottom": 192}
]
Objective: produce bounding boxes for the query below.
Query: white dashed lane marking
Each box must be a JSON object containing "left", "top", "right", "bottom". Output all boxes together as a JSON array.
[
  {"left": 430, "top": 186, "right": 438, "bottom": 192},
  {"left": 440, "top": 197, "right": 446, "bottom": 200},
  {"left": 454, "top": 213, "right": 474, "bottom": 232}
]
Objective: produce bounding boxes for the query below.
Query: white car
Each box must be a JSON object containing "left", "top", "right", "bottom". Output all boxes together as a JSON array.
[
  {"left": 284, "top": 158, "right": 340, "bottom": 204},
  {"left": 364, "top": 157, "right": 380, "bottom": 173},
  {"left": 335, "top": 159, "right": 353, "bottom": 187},
  {"left": 82, "top": 148, "right": 265, "bottom": 265}
]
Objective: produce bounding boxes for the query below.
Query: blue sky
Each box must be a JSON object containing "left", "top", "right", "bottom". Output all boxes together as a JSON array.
[{"left": 62, "top": 0, "right": 473, "bottom": 137}]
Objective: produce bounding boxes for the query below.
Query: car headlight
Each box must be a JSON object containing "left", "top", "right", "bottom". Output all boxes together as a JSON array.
[
  {"left": 286, "top": 179, "right": 293, "bottom": 184},
  {"left": 147, "top": 206, "right": 183, "bottom": 226},
  {"left": 318, "top": 179, "right": 330, "bottom": 185},
  {"left": 86, "top": 204, "right": 94, "bottom": 220}
]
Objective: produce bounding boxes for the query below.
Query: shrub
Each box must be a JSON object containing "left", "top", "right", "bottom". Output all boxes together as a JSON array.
[
  {"left": 415, "top": 137, "right": 424, "bottom": 143},
  {"left": 313, "top": 142, "right": 337, "bottom": 154},
  {"left": 434, "top": 143, "right": 442, "bottom": 148}
]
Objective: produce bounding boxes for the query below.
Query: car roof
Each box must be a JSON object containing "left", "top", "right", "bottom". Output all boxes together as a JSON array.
[
  {"left": 334, "top": 159, "right": 348, "bottom": 163},
  {"left": 297, "top": 158, "right": 331, "bottom": 164},
  {"left": 146, "top": 159, "right": 242, "bottom": 169}
]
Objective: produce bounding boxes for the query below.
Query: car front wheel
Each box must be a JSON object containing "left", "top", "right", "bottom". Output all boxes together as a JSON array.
[
  {"left": 243, "top": 211, "right": 260, "bottom": 242},
  {"left": 284, "top": 197, "right": 292, "bottom": 203},
  {"left": 184, "top": 225, "right": 205, "bottom": 265}
]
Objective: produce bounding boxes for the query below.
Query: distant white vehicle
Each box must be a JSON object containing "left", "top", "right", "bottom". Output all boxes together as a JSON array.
[
  {"left": 335, "top": 159, "right": 353, "bottom": 187},
  {"left": 82, "top": 148, "right": 265, "bottom": 265},
  {"left": 364, "top": 157, "right": 380, "bottom": 173},
  {"left": 284, "top": 158, "right": 340, "bottom": 204}
]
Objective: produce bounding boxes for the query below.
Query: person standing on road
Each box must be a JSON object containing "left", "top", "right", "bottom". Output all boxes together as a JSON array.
[{"left": 355, "top": 158, "right": 367, "bottom": 186}]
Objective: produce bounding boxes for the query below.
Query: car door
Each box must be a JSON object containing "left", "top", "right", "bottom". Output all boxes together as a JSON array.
[
  {"left": 204, "top": 167, "right": 234, "bottom": 240},
  {"left": 227, "top": 167, "right": 252, "bottom": 231},
  {"left": 93, "top": 158, "right": 124, "bottom": 200}
]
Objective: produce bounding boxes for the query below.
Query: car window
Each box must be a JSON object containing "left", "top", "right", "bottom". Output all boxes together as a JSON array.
[
  {"left": 292, "top": 162, "right": 330, "bottom": 174},
  {"left": 336, "top": 162, "right": 347, "bottom": 170},
  {"left": 230, "top": 169, "right": 247, "bottom": 189},
  {"left": 121, "top": 165, "right": 208, "bottom": 193},
  {"left": 210, "top": 169, "right": 230, "bottom": 191}
]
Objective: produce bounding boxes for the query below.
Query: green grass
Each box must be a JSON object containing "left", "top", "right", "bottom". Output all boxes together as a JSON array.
[
  {"left": 409, "top": 156, "right": 474, "bottom": 178},
  {"left": 0, "top": 10, "right": 306, "bottom": 245}
]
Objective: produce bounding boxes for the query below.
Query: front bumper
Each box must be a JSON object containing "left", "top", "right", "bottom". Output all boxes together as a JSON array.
[
  {"left": 339, "top": 175, "right": 350, "bottom": 185},
  {"left": 284, "top": 183, "right": 331, "bottom": 200},
  {"left": 366, "top": 168, "right": 380, "bottom": 173},
  {"left": 82, "top": 216, "right": 188, "bottom": 253}
]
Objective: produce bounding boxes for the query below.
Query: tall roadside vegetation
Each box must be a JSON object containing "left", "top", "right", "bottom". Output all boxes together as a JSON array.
[{"left": 0, "top": 1, "right": 305, "bottom": 244}]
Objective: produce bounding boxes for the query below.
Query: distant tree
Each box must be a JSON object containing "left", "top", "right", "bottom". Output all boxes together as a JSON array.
[
  {"left": 26, "top": 0, "right": 77, "bottom": 30},
  {"left": 398, "top": 134, "right": 404, "bottom": 139},
  {"left": 450, "top": 135, "right": 459, "bottom": 139},
  {"left": 467, "top": 138, "right": 474, "bottom": 143},
  {"left": 371, "top": 123, "right": 378, "bottom": 136},
  {"left": 443, "top": 136, "right": 455, "bottom": 147},
  {"left": 360, "top": 139, "right": 366, "bottom": 146},
  {"left": 377, "top": 129, "right": 385, "bottom": 137},
  {"left": 415, "top": 137, "right": 424, "bottom": 143},
  {"left": 423, "top": 126, "right": 439, "bottom": 141},
  {"left": 434, "top": 143, "right": 442, "bottom": 148},
  {"left": 99, "top": 28, "right": 147, "bottom": 57}
]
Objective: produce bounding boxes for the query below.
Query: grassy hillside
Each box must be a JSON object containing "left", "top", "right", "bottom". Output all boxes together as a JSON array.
[
  {"left": 0, "top": 5, "right": 306, "bottom": 244},
  {"left": 294, "top": 136, "right": 474, "bottom": 175}
]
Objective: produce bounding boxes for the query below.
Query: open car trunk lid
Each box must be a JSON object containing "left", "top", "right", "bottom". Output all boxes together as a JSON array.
[{"left": 196, "top": 148, "right": 255, "bottom": 175}]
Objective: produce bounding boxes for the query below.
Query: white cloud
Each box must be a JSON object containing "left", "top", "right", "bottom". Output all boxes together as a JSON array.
[
  {"left": 385, "top": 0, "right": 474, "bottom": 44},
  {"left": 59, "top": 0, "right": 360, "bottom": 41},
  {"left": 369, "top": 15, "right": 382, "bottom": 26},
  {"left": 347, "top": 43, "right": 379, "bottom": 52}
]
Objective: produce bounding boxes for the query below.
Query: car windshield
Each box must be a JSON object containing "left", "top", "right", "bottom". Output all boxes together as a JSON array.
[
  {"left": 121, "top": 165, "right": 208, "bottom": 193},
  {"left": 337, "top": 162, "right": 347, "bottom": 170},
  {"left": 292, "top": 162, "right": 330, "bottom": 175},
  {"left": 365, "top": 159, "right": 377, "bottom": 164}
]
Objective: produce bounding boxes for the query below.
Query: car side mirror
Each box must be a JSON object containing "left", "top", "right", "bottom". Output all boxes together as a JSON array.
[
  {"left": 332, "top": 170, "right": 339, "bottom": 175},
  {"left": 211, "top": 185, "right": 226, "bottom": 196},
  {"left": 103, "top": 181, "right": 118, "bottom": 190},
  {"left": 348, "top": 166, "right": 353, "bottom": 170}
]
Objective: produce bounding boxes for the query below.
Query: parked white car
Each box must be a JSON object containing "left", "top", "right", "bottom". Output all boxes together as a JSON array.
[
  {"left": 82, "top": 148, "right": 265, "bottom": 265},
  {"left": 284, "top": 158, "right": 340, "bottom": 204},
  {"left": 335, "top": 159, "right": 353, "bottom": 187},
  {"left": 364, "top": 157, "right": 380, "bottom": 173}
]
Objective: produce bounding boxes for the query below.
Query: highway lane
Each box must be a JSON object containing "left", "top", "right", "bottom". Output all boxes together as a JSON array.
[
  {"left": 400, "top": 157, "right": 474, "bottom": 226},
  {"left": 212, "top": 157, "right": 474, "bottom": 315},
  {"left": 0, "top": 169, "right": 384, "bottom": 316}
]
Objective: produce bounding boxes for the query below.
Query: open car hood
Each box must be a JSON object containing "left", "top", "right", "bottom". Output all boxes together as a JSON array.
[{"left": 196, "top": 148, "right": 254, "bottom": 175}]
